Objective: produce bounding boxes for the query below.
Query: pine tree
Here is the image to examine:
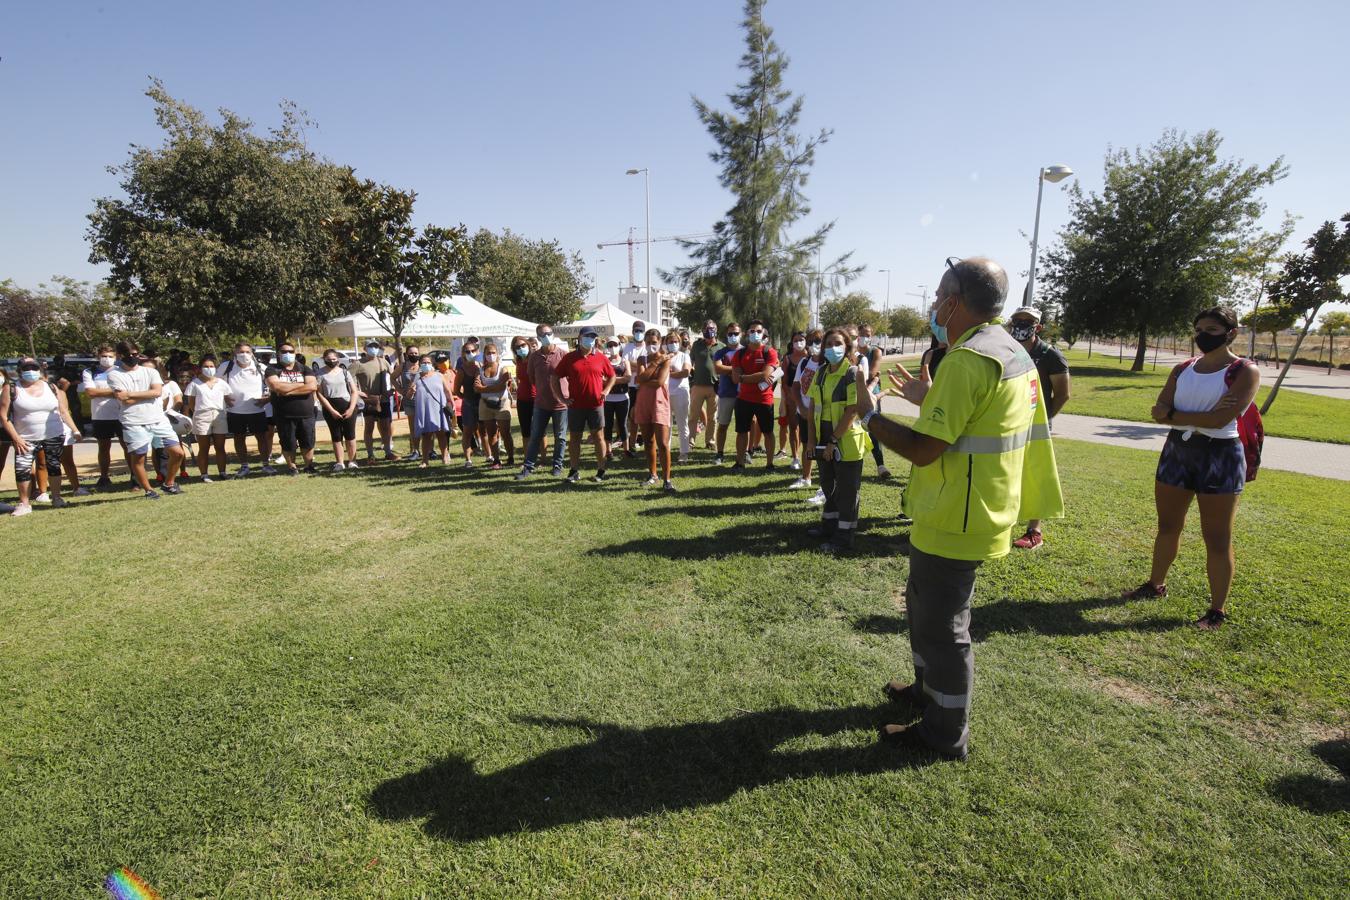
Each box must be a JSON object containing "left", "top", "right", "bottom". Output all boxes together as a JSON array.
[{"left": 668, "top": 0, "right": 856, "bottom": 339}]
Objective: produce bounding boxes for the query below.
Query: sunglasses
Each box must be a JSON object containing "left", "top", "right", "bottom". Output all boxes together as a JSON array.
[{"left": 944, "top": 256, "right": 967, "bottom": 300}]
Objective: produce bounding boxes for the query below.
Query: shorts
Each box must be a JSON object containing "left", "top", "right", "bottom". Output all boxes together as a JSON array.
[
  {"left": 276, "top": 415, "right": 316, "bottom": 454},
  {"left": 461, "top": 396, "right": 479, "bottom": 431},
  {"left": 91, "top": 419, "right": 123, "bottom": 441},
  {"left": 226, "top": 411, "right": 269, "bottom": 437},
  {"left": 716, "top": 395, "right": 737, "bottom": 427},
  {"left": 478, "top": 397, "right": 513, "bottom": 423},
  {"left": 568, "top": 407, "right": 604, "bottom": 434},
  {"left": 192, "top": 409, "right": 228, "bottom": 437},
  {"left": 1156, "top": 430, "right": 1244, "bottom": 495},
  {"left": 123, "top": 419, "right": 181, "bottom": 455},
  {"left": 323, "top": 398, "right": 357, "bottom": 441},
  {"left": 362, "top": 394, "right": 394, "bottom": 420},
  {"left": 734, "top": 399, "right": 774, "bottom": 435},
  {"left": 13, "top": 434, "right": 63, "bottom": 484}
]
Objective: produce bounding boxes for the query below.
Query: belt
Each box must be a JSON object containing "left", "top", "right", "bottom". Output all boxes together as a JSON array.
[{"left": 1169, "top": 429, "right": 1238, "bottom": 445}]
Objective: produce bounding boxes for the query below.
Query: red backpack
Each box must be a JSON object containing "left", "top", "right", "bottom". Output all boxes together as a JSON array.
[{"left": 1172, "top": 357, "right": 1264, "bottom": 482}]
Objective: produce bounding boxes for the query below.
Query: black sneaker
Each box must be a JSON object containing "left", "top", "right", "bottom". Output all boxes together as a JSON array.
[
  {"left": 663, "top": 480, "right": 678, "bottom": 493},
  {"left": 162, "top": 484, "right": 183, "bottom": 495},
  {"left": 766, "top": 462, "right": 776, "bottom": 472},
  {"left": 1121, "top": 581, "right": 1167, "bottom": 600},
  {"left": 551, "top": 465, "right": 564, "bottom": 477},
  {"left": 730, "top": 462, "right": 745, "bottom": 472},
  {"left": 302, "top": 463, "right": 317, "bottom": 475},
  {"left": 566, "top": 469, "right": 580, "bottom": 484},
  {"left": 286, "top": 466, "right": 299, "bottom": 476},
  {"left": 515, "top": 468, "right": 532, "bottom": 481},
  {"left": 1195, "top": 609, "right": 1228, "bottom": 630},
  {"left": 593, "top": 470, "right": 608, "bottom": 483},
  {"left": 95, "top": 475, "right": 114, "bottom": 491},
  {"left": 713, "top": 454, "right": 724, "bottom": 465},
  {"left": 878, "top": 723, "right": 967, "bottom": 762},
  {"left": 143, "top": 489, "right": 161, "bottom": 500}
]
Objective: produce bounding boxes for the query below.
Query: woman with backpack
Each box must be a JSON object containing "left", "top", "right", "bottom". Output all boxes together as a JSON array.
[{"left": 1123, "top": 305, "right": 1261, "bottom": 630}]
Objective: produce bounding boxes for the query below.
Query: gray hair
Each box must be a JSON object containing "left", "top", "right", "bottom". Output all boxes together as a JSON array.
[{"left": 943, "top": 257, "right": 1008, "bottom": 318}]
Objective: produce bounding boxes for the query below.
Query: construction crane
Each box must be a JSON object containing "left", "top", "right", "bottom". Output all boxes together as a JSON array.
[{"left": 596, "top": 228, "right": 714, "bottom": 288}]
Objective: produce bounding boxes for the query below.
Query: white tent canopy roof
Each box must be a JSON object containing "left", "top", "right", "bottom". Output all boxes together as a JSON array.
[
  {"left": 324, "top": 295, "right": 537, "bottom": 343},
  {"left": 555, "top": 302, "right": 643, "bottom": 337}
]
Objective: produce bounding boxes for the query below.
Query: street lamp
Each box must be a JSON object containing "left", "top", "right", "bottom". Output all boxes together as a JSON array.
[
  {"left": 626, "top": 168, "right": 651, "bottom": 309},
  {"left": 593, "top": 256, "right": 606, "bottom": 305},
  {"left": 1026, "top": 164, "right": 1074, "bottom": 307},
  {"left": 879, "top": 268, "right": 892, "bottom": 319}
]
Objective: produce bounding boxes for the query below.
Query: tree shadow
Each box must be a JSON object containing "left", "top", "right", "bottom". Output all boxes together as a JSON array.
[
  {"left": 366, "top": 703, "right": 927, "bottom": 842},
  {"left": 854, "top": 593, "right": 1179, "bottom": 640},
  {"left": 1271, "top": 738, "right": 1350, "bottom": 814},
  {"left": 1094, "top": 423, "right": 1167, "bottom": 442},
  {"left": 587, "top": 520, "right": 901, "bottom": 560}
]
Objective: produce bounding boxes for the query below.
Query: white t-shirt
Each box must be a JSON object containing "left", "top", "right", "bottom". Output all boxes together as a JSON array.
[
  {"left": 160, "top": 379, "right": 183, "bottom": 412},
  {"left": 622, "top": 341, "right": 644, "bottom": 388},
  {"left": 666, "top": 350, "right": 692, "bottom": 396},
  {"left": 185, "top": 377, "right": 230, "bottom": 413},
  {"left": 80, "top": 365, "right": 121, "bottom": 421},
  {"left": 106, "top": 365, "right": 165, "bottom": 426},
  {"left": 221, "top": 359, "right": 266, "bottom": 415}
]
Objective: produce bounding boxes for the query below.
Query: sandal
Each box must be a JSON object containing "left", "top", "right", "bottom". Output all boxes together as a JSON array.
[
  {"left": 1121, "top": 581, "right": 1167, "bottom": 600},
  {"left": 1194, "top": 609, "right": 1228, "bottom": 630}
]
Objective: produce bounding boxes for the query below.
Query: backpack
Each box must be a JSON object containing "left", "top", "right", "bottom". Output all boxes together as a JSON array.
[{"left": 1172, "top": 357, "right": 1263, "bottom": 482}]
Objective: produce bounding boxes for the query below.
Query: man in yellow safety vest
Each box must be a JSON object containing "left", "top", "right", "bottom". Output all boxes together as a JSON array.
[{"left": 855, "top": 256, "right": 1063, "bottom": 760}]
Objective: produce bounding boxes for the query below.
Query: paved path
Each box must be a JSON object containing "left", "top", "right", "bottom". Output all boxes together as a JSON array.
[{"left": 1084, "top": 342, "right": 1350, "bottom": 400}]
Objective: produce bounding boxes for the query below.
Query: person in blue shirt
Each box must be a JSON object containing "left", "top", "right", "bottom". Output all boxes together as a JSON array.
[{"left": 710, "top": 322, "right": 742, "bottom": 465}]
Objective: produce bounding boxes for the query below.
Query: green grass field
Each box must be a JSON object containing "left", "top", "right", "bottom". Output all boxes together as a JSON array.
[
  {"left": 1058, "top": 350, "right": 1350, "bottom": 444},
  {"left": 1, "top": 439, "right": 1346, "bottom": 897}
]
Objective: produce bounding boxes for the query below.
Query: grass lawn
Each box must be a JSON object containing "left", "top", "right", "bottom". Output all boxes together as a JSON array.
[
  {"left": 1, "top": 439, "right": 1346, "bottom": 897},
  {"left": 1057, "top": 350, "right": 1350, "bottom": 444}
]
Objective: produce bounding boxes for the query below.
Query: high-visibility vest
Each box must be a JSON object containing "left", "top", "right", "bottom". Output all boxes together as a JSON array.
[
  {"left": 905, "top": 321, "right": 1064, "bottom": 561},
  {"left": 810, "top": 364, "right": 872, "bottom": 462}
]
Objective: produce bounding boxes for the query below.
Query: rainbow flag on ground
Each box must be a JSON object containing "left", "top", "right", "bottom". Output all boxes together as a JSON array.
[{"left": 104, "top": 867, "right": 161, "bottom": 900}]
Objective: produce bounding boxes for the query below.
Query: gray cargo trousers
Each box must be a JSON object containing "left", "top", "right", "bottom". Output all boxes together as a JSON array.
[{"left": 905, "top": 545, "right": 982, "bottom": 756}]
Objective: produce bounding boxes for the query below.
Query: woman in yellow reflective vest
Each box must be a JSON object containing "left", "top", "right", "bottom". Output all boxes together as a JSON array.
[{"left": 805, "top": 327, "right": 873, "bottom": 553}]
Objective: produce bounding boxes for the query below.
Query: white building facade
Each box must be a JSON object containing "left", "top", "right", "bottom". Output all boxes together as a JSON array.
[{"left": 612, "top": 286, "right": 687, "bottom": 332}]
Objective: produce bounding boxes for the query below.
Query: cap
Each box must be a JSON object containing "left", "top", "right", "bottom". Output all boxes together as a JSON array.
[
  {"left": 580, "top": 326, "right": 599, "bottom": 338},
  {"left": 1010, "top": 306, "right": 1041, "bottom": 322}
]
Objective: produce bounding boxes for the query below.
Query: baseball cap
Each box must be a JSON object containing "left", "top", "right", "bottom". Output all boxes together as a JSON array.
[
  {"left": 1010, "top": 306, "right": 1041, "bottom": 322},
  {"left": 580, "top": 326, "right": 600, "bottom": 338}
]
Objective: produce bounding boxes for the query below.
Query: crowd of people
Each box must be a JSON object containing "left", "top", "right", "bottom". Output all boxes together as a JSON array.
[{"left": 1, "top": 255, "right": 1262, "bottom": 760}]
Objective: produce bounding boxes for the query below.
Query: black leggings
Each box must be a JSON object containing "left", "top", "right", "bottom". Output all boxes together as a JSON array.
[
  {"left": 517, "top": 400, "right": 534, "bottom": 444},
  {"left": 604, "top": 397, "right": 630, "bottom": 444},
  {"left": 322, "top": 398, "right": 357, "bottom": 441}
]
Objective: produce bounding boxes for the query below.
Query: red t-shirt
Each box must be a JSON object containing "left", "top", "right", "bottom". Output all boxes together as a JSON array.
[
  {"left": 734, "top": 344, "right": 779, "bottom": 405},
  {"left": 515, "top": 363, "right": 536, "bottom": 403},
  {"left": 554, "top": 349, "right": 615, "bottom": 410}
]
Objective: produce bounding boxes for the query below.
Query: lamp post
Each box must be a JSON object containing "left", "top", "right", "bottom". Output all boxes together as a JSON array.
[
  {"left": 879, "top": 268, "right": 892, "bottom": 319},
  {"left": 1026, "top": 164, "right": 1074, "bottom": 307},
  {"left": 625, "top": 168, "right": 651, "bottom": 310},
  {"left": 593, "top": 256, "right": 606, "bottom": 305},
  {"left": 906, "top": 284, "right": 929, "bottom": 318}
]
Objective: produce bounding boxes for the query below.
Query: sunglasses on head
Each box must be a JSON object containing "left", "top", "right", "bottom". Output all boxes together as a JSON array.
[{"left": 944, "top": 256, "right": 966, "bottom": 299}]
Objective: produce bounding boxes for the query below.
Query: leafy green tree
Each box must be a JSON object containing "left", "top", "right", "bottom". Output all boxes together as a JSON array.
[
  {"left": 456, "top": 228, "right": 588, "bottom": 326},
  {"left": 0, "top": 281, "right": 57, "bottom": 356},
  {"left": 87, "top": 80, "right": 357, "bottom": 348},
  {"left": 40, "top": 276, "right": 149, "bottom": 354},
  {"left": 675, "top": 291, "right": 732, "bottom": 330},
  {"left": 327, "top": 176, "right": 470, "bottom": 353},
  {"left": 1040, "top": 129, "right": 1285, "bottom": 371},
  {"left": 1263, "top": 215, "right": 1350, "bottom": 412},
  {"left": 1242, "top": 304, "right": 1296, "bottom": 363},
  {"left": 667, "top": 0, "right": 858, "bottom": 339},
  {"left": 819, "top": 291, "right": 879, "bottom": 331},
  {"left": 1320, "top": 310, "right": 1350, "bottom": 370},
  {"left": 1231, "top": 214, "right": 1297, "bottom": 357},
  {"left": 887, "top": 306, "right": 926, "bottom": 351}
]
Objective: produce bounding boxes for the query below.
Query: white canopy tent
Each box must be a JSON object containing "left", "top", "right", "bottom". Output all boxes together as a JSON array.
[
  {"left": 324, "top": 295, "right": 537, "bottom": 348},
  {"left": 556, "top": 302, "right": 641, "bottom": 338}
]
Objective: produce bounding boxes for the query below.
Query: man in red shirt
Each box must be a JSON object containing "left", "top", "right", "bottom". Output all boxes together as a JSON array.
[
  {"left": 732, "top": 318, "right": 780, "bottom": 471},
  {"left": 552, "top": 326, "right": 617, "bottom": 483},
  {"left": 517, "top": 323, "right": 570, "bottom": 479}
]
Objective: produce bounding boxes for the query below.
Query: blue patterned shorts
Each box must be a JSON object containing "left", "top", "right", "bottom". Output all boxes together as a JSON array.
[{"left": 1156, "top": 430, "right": 1244, "bottom": 495}]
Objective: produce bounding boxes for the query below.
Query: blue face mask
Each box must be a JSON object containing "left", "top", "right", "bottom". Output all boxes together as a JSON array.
[
  {"left": 20, "top": 370, "right": 41, "bottom": 383},
  {"left": 726, "top": 333, "right": 740, "bottom": 346},
  {"left": 539, "top": 334, "right": 552, "bottom": 348},
  {"left": 419, "top": 363, "right": 433, "bottom": 374},
  {"left": 280, "top": 352, "right": 296, "bottom": 365},
  {"left": 580, "top": 336, "right": 596, "bottom": 349},
  {"left": 823, "top": 346, "right": 845, "bottom": 365},
  {"left": 930, "top": 302, "right": 948, "bottom": 345},
  {"left": 515, "top": 346, "right": 529, "bottom": 358}
]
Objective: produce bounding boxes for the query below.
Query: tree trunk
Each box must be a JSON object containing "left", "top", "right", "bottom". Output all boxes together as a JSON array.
[
  {"left": 1329, "top": 334, "right": 1335, "bottom": 374},
  {"left": 1087, "top": 335, "right": 1093, "bottom": 358},
  {"left": 1261, "top": 310, "right": 1318, "bottom": 415},
  {"left": 26, "top": 332, "right": 36, "bottom": 357},
  {"left": 1269, "top": 333, "right": 1280, "bottom": 365},
  {"left": 1130, "top": 326, "right": 1147, "bottom": 371}
]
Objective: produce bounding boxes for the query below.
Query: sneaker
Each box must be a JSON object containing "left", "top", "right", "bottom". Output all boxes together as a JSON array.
[
  {"left": 234, "top": 465, "right": 252, "bottom": 479},
  {"left": 566, "top": 469, "right": 580, "bottom": 484},
  {"left": 72, "top": 486, "right": 92, "bottom": 497},
  {"left": 463, "top": 459, "right": 474, "bottom": 469},
  {"left": 1195, "top": 609, "right": 1228, "bottom": 630},
  {"left": 765, "top": 462, "right": 776, "bottom": 472},
  {"left": 713, "top": 454, "right": 724, "bottom": 465},
  {"left": 878, "top": 723, "right": 967, "bottom": 762},
  {"left": 285, "top": 466, "right": 299, "bottom": 476},
  {"left": 593, "top": 470, "right": 608, "bottom": 483},
  {"left": 33, "top": 492, "right": 51, "bottom": 504},
  {"left": 515, "top": 468, "right": 532, "bottom": 481},
  {"left": 640, "top": 475, "right": 658, "bottom": 487},
  {"left": 10, "top": 503, "right": 32, "bottom": 517},
  {"left": 365, "top": 451, "right": 376, "bottom": 462},
  {"left": 0, "top": 502, "right": 14, "bottom": 514},
  {"left": 260, "top": 465, "right": 278, "bottom": 476},
  {"left": 663, "top": 480, "right": 678, "bottom": 493},
  {"left": 383, "top": 451, "right": 401, "bottom": 461},
  {"left": 95, "top": 475, "right": 114, "bottom": 491},
  {"left": 877, "top": 465, "right": 892, "bottom": 479},
  {"left": 1012, "top": 529, "right": 1044, "bottom": 551},
  {"left": 551, "top": 465, "right": 564, "bottom": 477},
  {"left": 303, "top": 464, "right": 317, "bottom": 475},
  {"left": 775, "top": 450, "right": 788, "bottom": 460},
  {"left": 730, "top": 462, "right": 745, "bottom": 472},
  {"left": 345, "top": 460, "right": 359, "bottom": 470},
  {"left": 807, "top": 489, "right": 826, "bottom": 505},
  {"left": 201, "top": 474, "right": 215, "bottom": 483},
  {"left": 1121, "top": 581, "right": 1167, "bottom": 600},
  {"left": 789, "top": 477, "right": 812, "bottom": 490},
  {"left": 270, "top": 455, "right": 284, "bottom": 466},
  {"left": 50, "top": 496, "right": 70, "bottom": 509},
  {"left": 406, "top": 450, "right": 421, "bottom": 462},
  {"left": 789, "top": 457, "right": 801, "bottom": 471},
  {"left": 162, "top": 484, "right": 183, "bottom": 495},
  {"left": 332, "top": 462, "right": 346, "bottom": 474},
  {"left": 625, "top": 449, "right": 637, "bottom": 459},
  {"left": 678, "top": 455, "right": 689, "bottom": 464},
  {"left": 143, "top": 490, "right": 160, "bottom": 500}
]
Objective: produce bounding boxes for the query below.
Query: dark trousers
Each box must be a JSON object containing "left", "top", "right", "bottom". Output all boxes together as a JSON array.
[
  {"left": 604, "top": 397, "right": 629, "bottom": 445},
  {"left": 906, "top": 546, "right": 981, "bottom": 757},
  {"left": 818, "top": 454, "right": 862, "bottom": 546}
]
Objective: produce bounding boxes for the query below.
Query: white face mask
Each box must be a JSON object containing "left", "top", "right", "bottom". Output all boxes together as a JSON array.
[
  {"left": 665, "top": 342, "right": 679, "bottom": 352},
  {"left": 235, "top": 353, "right": 252, "bottom": 367},
  {"left": 792, "top": 340, "right": 805, "bottom": 351},
  {"left": 646, "top": 344, "right": 659, "bottom": 354},
  {"left": 201, "top": 366, "right": 217, "bottom": 378},
  {"left": 99, "top": 356, "right": 116, "bottom": 369}
]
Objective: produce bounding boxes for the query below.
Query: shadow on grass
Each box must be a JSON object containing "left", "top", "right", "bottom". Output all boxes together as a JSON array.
[
  {"left": 367, "top": 703, "right": 928, "bottom": 841},
  {"left": 1093, "top": 423, "right": 1166, "bottom": 442},
  {"left": 1271, "top": 738, "right": 1350, "bottom": 814},
  {"left": 587, "top": 520, "right": 903, "bottom": 559},
  {"left": 854, "top": 593, "right": 1178, "bottom": 640}
]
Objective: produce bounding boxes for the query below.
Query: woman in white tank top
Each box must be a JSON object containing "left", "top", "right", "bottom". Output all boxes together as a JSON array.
[
  {"left": 1122, "top": 306, "right": 1260, "bottom": 630},
  {"left": 0, "top": 357, "right": 82, "bottom": 515}
]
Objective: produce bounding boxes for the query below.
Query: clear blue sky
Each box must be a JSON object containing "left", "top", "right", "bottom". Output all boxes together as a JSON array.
[{"left": 2, "top": 0, "right": 1345, "bottom": 315}]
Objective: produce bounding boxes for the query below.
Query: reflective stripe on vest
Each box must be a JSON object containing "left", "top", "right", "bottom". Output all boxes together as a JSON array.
[{"left": 946, "top": 421, "right": 1052, "bottom": 455}]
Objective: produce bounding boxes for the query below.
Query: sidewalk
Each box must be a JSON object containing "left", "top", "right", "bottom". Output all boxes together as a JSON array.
[{"left": 1084, "top": 342, "right": 1350, "bottom": 400}]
